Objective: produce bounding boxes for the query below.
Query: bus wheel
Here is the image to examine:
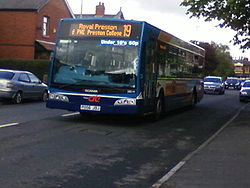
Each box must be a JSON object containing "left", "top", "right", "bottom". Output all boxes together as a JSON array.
[{"left": 149, "top": 95, "right": 164, "bottom": 121}]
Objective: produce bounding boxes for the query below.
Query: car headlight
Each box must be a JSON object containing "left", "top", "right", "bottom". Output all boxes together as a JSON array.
[
  {"left": 49, "top": 93, "right": 69, "bottom": 102},
  {"left": 240, "top": 91, "right": 248, "bottom": 95},
  {"left": 114, "top": 98, "right": 136, "bottom": 106}
]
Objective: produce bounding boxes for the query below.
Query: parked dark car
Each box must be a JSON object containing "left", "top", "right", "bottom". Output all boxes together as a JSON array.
[
  {"left": 224, "top": 78, "right": 241, "bottom": 90},
  {"left": 239, "top": 80, "right": 250, "bottom": 102},
  {"left": 204, "top": 76, "right": 225, "bottom": 95},
  {"left": 0, "top": 69, "right": 48, "bottom": 103}
]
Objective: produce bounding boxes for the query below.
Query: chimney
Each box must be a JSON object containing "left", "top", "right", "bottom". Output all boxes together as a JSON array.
[{"left": 96, "top": 2, "right": 105, "bottom": 16}]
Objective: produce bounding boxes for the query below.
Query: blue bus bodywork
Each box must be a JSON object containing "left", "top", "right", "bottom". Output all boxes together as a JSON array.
[{"left": 47, "top": 18, "right": 205, "bottom": 118}]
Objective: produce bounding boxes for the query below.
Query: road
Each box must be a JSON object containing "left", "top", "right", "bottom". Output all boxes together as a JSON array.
[{"left": 0, "top": 90, "right": 245, "bottom": 188}]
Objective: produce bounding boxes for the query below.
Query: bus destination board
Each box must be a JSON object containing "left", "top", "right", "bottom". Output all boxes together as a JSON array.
[
  {"left": 60, "top": 20, "right": 142, "bottom": 40},
  {"left": 70, "top": 23, "right": 132, "bottom": 37}
]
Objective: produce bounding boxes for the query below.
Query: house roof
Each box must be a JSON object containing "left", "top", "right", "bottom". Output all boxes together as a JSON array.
[
  {"left": 75, "top": 11, "right": 124, "bottom": 19},
  {"left": 235, "top": 59, "right": 250, "bottom": 66},
  {"left": 0, "top": 0, "right": 73, "bottom": 15},
  {"left": 75, "top": 2, "right": 124, "bottom": 19},
  {"left": 244, "top": 62, "right": 250, "bottom": 66},
  {"left": 0, "top": 0, "right": 49, "bottom": 10},
  {"left": 36, "top": 40, "right": 55, "bottom": 51},
  {"left": 0, "top": 0, "right": 74, "bottom": 17}
]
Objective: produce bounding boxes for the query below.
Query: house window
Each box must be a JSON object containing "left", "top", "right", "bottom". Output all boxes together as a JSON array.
[{"left": 43, "top": 16, "right": 50, "bottom": 36}]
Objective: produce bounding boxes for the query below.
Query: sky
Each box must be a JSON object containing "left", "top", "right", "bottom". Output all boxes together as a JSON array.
[{"left": 67, "top": 0, "right": 250, "bottom": 60}]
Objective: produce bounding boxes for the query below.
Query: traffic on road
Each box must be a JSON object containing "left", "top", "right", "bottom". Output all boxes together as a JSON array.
[{"left": 203, "top": 75, "right": 250, "bottom": 102}]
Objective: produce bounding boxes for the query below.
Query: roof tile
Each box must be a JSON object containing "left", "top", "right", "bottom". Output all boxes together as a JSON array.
[{"left": 0, "top": 0, "right": 49, "bottom": 10}]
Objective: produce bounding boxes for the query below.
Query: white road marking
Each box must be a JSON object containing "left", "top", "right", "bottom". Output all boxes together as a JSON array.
[
  {"left": 151, "top": 161, "right": 185, "bottom": 188},
  {"left": 61, "top": 112, "right": 80, "bottom": 117},
  {"left": 151, "top": 103, "right": 249, "bottom": 188},
  {"left": 0, "top": 123, "right": 19, "bottom": 129}
]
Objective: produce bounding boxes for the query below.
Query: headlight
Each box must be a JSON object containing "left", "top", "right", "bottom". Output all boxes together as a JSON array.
[
  {"left": 114, "top": 98, "right": 136, "bottom": 106},
  {"left": 49, "top": 93, "right": 69, "bottom": 102},
  {"left": 240, "top": 91, "right": 248, "bottom": 95}
]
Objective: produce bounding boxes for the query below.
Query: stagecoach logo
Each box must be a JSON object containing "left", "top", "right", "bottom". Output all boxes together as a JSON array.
[{"left": 84, "top": 96, "right": 101, "bottom": 103}]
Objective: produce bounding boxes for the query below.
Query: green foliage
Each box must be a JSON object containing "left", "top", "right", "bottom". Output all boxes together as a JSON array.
[
  {"left": 0, "top": 59, "right": 50, "bottom": 80},
  {"left": 192, "top": 41, "right": 235, "bottom": 77},
  {"left": 213, "top": 49, "right": 235, "bottom": 77},
  {"left": 181, "top": 0, "right": 250, "bottom": 50},
  {"left": 191, "top": 41, "right": 219, "bottom": 75}
]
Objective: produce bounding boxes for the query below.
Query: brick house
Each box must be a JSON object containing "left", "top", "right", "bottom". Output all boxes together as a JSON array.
[
  {"left": 0, "top": 0, "right": 74, "bottom": 60},
  {"left": 75, "top": 2, "right": 124, "bottom": 19},
  {"left": 234, "top": 58, "right": 250, "bottom": 77}
]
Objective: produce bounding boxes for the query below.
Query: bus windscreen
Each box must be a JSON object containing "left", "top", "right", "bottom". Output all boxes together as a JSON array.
[{"left": 51, "top": 20, "right": 142, "bottom": 92}]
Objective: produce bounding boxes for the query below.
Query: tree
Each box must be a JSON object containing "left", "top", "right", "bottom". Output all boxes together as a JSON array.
[
  {"left": 191, "top": 41, "right": 235, "bottom": 76},
  {"left": 213, "top": 46, "right": 235, "bottom": 77},
  {"left": 191, "top": 41, "right": 218, "bottom": 75},
  {"left": 181, "top": 0, "right": 250, "bottom": 50}
]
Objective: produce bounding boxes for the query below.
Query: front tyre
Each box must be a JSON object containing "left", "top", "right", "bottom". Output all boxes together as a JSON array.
[
  {"left": 219, "top": 88, "right": 225, "bottom": 95},
  {"left": 42, "top": 90, "right": 48, "bottom": 102},
  {"left": 148, "top": 95, "right": 164, "bottom": 122},
  {"left": 13, "top": 91, "right": 23, "bottom": 104}
]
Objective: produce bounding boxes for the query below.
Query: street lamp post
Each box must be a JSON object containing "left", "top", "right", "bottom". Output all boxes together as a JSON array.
[{"left": 80, "top": 0, "right": 83, "bottom": 18}]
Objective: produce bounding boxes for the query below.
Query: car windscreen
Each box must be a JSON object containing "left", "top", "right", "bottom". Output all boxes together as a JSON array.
[
  {"left": 0, "top": 71, "right": 15, "bottom": 80},
  {"left": 243, "top": 82, "right": 250, "bottom": 87},
  {"left": 226, "top": 79, "right": 238, "bottom": 83},
  {"left": 204, "top": 78, "right": 221, "bottom": 83}
]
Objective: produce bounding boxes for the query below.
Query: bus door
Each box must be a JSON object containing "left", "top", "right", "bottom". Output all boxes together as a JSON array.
[{"left": 143, "top": 40, "right": 158, "bottom": 111}]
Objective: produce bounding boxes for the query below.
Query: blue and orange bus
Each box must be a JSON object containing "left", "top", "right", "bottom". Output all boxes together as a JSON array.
[{"left": 46, "top": 18, "right": 205, "bottom": 120}]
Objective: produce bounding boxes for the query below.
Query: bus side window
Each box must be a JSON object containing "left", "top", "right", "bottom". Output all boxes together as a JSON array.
[{"left": 158, "top": 44, "right": 167, "bottom": 77}]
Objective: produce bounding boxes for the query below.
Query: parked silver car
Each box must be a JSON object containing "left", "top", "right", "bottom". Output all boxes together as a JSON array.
[
  {"left": 204, "top": 76, "right": 225, "bottom": 94},
  {"left": 239, "top": 80, "right": 250, "bottom": 102},
  {"left": 0, "top": 69, "right": 48, "bottom": 103}
]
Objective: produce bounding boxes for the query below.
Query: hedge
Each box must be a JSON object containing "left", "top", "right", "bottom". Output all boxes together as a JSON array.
[{"left": 0, "top": 59, "right": 50, "bottom": 81}]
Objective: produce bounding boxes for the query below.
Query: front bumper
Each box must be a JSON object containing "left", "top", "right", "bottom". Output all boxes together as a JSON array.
[
  {"left": 204, "top": 87, "right": 222, "bottom": 94},
  {"left": 225, "top": 85, "right": 240, "bottom": 89},
  {"left": 0, "top": 90, "right": 15, "bottom": 99},
  {"left": 46, "top": 99, "right": 144, "bottom": 115},
  {"left": 239, "top": 95, "right": 250, "bottom": 101},
  {"left": 46, "top": 92, "right": 145, "bottom": 115}
]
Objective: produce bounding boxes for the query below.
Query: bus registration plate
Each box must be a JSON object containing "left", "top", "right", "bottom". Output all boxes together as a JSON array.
[{"left": 80, "top": 105, "right": 101, "bottom": 111}]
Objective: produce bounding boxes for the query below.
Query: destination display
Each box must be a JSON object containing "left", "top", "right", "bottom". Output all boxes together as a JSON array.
[
  {"left": 70, "top": 23, "right": 132, "bottom": 37},
  {"left": 59, "top": 20, "right": 142, "bottom": 40}
]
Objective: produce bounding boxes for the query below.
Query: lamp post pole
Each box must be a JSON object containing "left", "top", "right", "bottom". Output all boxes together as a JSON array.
[{"left": 80, "top": 0, "right": 83, "bottom": 18}]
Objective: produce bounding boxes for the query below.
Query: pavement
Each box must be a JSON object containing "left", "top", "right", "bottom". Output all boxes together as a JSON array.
[{"left": 152, "top": 102, "right": 250, "bottom": 188}]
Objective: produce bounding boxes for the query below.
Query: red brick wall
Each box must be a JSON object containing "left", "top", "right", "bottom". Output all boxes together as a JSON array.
[
  {"left": 36, "top": 0, "right": 73, "bottom": 42},
  {"left": 0, "top": 11, "right": 37, "bottom": 59},
  {"left": 0, "top": 0, "right": 73, "bottom": 60},
  {"left": 95, "top": 3, "right": 105, "bottom": 16}
]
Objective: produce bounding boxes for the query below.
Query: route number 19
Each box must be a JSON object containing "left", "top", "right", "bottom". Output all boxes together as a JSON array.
[{"left": 123, "top": 24, "right": 132, "bottom": 37}]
